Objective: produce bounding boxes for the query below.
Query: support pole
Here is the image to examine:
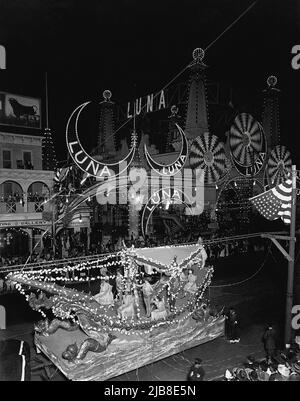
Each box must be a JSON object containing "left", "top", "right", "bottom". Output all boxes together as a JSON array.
[
  {"left": 269, "top": 237, "right": 293, "bottom": 262},
  {"left": 52, "top": 197, "right": 56, "bottom": 256},
  {"left": 285, "top": 164, "right": 297, "bottom": 347}
]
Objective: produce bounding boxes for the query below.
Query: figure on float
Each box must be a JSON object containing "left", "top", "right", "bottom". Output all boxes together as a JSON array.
[
  {"left": 94, "top": 277, "right": 114, "bottom": 306},
  {"left": 117, "top": 290, "right": 136, "bottom": 321},
  {"left": 115, "top": 270, "right": 124, "bottom": 304},
  {"left": 151, "top": 295, "right": 167, "bottom": 321},
  {"left": 184, "top": 269, "right": 198, "bottom": 294},
  {"left": 197, "top": 236, "right": 207, "bottom": 268},
  {"left": 136, "top": 277, "right": 154, "bottom": 318}
]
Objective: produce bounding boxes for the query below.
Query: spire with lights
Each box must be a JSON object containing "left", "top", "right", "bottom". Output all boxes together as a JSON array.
[
  {"left": 166, "top": 105, "right": 181, "bottom": 152},
  {"left": 42, "top": 72, "right": 57, "bottom": 171},
  {"left": 184, "top": 48, "right": 209, "bottom": 140},
  {"left": 97, "top": 89, "right": 116, "bottom": 157},
  {"left": 130, "top": 129, "right": 142, "bottom": 168},
  {"left": 128, "top": 113, "right": 142, "bottom": 240},
  {"left": 262, "top": 75, "right": 281, "bottom": 150}
]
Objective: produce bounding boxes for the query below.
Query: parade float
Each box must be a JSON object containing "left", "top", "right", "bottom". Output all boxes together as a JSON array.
[{"left": 7, "top": 241, "right": 224, "bottom": 381}]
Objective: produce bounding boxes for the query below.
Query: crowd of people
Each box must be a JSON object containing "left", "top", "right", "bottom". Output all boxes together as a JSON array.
[
  {"left": 222, "top": 346, "right": 300, "bottom": 381},
  {"left": 187, "top": 347, "right": 300, "bottom": 382},
  {"left": 186, "top": 319, "right": 300, "bottom": 382}
]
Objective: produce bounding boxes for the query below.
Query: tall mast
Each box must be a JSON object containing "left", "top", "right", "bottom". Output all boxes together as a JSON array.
[
  {"left": 184, "top": 48, "right": 209, "bottom": 139},
  {"left": 42, "top": 72, "right": 57, "bottom": 170},
  {"left": 262, "top": 75, "right": 281, "bottom": 150},
  {"left": 97, "top": 90, "right": 116, "bottom": 157},
  {"left": 45, "top": 72, "right": 49, "bottom": 129}
]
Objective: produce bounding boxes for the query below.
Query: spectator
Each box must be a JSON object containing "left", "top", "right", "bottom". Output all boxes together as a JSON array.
[
  {"left": 187, "top": 358, "right": 205, "bottom": 381},
  {"left": 225, "top": 307, "right": 240, "bottom": 343},
  {"left": 263, "top": 325, "right": 277, "bottom": 359}
]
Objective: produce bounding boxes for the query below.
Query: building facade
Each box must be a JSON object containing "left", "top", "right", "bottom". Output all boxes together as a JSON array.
[{"left": 0, "top": 131, "right": 54, "bottom": 258}]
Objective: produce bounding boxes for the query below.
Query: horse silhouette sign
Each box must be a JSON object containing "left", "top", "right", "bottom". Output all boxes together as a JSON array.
[{"left": 0, "top": 92, "right": 41, "bottom": 129}]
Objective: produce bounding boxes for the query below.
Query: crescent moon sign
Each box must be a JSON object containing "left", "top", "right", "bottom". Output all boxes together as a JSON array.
[
  {"left": 144, "top": 123, "right": 188, "bottom": 176},
  {"left": 141, "top": 187, "right": 193, "bottom": 238},
  {"left": 66, "top": 102, "right": 136, "bottom": 179}
]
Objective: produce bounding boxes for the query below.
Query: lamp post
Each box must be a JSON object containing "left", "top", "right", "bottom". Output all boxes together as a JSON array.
[
  {"left": 52, "top": 197, "right": 56, "bottom": 256},
  {"left": 284, "top": 164, "right": 297, "bottom": 347}
]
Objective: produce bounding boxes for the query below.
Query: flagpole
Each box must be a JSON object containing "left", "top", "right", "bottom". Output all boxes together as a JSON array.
[
  {"left": 52, "top": 199, "right": 56, "bottom": 256},
  {"left": 284, "top": 164, "right": 297, "bottom": 347}
]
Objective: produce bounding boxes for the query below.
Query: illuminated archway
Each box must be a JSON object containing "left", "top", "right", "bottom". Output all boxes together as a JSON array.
[{"left": 141, "top": 187, "right": 193, "bottom": 238}]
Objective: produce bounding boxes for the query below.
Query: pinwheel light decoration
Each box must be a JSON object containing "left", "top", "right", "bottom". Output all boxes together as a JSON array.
[{"left": 189, "top": 133, "right": 226, "bottom": 184}]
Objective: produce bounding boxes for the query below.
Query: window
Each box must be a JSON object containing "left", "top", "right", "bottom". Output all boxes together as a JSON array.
[
  {"left": 3, "top": 150, "right": 11, "bottom": 169},
  {"left": 23, "top": 151, "right": 32, "bottom": 169},
  {"left": 3, "top": 182, "right": 12, "bottom": 196}
]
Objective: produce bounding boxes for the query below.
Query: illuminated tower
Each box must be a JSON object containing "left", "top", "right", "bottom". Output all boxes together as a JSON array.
[
  {"left": 42, "top": 127, "right": 57, "bottom": 170},
  {"left": 262, "top": 75, "right": 281, "bottom": 149},
  {"left": 42, "top": 72, "right": 57, "bottom": 170},
  {"left": 97, "top": 90, "right": 116, "bottom": 157},
  {"left": 166, "top": 105, "right": 181, "bottom": 152},
  {"left": 128, "top": 131, "right": 141, "bottom": 239},
  {"left": 184, "top": 48, "right": 209, "bottom": 139}
]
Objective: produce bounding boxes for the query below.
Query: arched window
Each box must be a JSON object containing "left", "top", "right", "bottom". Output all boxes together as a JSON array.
[
  {"left": 0, "top": 181, "right": 24, "bottom": 213},
  {"left": 27, "top": 182, "right": 50, "bottom": 201},
  {"left": 27, "top": 182, "right": 50, "bottom": 212}
]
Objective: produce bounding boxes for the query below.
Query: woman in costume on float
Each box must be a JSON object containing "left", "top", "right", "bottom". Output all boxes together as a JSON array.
[
  {"left": 115, "top": 270, "right": 124, "bottom": 304},
  {"left": 94, "top": 277, "right": 114, "bottom": 306},
  {"left": 136, "top": 277, "right": 154, "bottom": 318},
  {"left": 184, "top": 269, "right": 198, "bottom": 294},
  {"left": 151, "top": 295, "right": 167, "bottom": 321},
  {"left": 117, "top": 289, "right": 136, "bottom": 321},
  {"left": 197, "top": 236, "right": 208, "bottom": 268}
]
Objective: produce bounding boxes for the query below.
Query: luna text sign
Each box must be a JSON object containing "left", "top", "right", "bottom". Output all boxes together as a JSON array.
[
  {"left": 126, "top": 90, "right": 166, "bottom": 119},
  {"left": 233, "top": 151, "right": 266, "bottom": 177},
  {"left": 0, "top": 92, "right": 41, "bottom": 129}
]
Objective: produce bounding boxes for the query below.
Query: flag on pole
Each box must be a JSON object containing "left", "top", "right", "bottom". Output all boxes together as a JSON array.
[
  {"left": 53, "top": 167, "right": 70, "bottom": 191},
  {"left": 249, "top": 175, "right": 292, "bottom": 224},
  {"left": 55, "top": 200, "right": 67, "bottom": 236}
]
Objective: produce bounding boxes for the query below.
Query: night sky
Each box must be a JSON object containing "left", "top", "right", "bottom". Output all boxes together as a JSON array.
[{"left": 0, "top": 0, "right": 299, "bottom": 164}]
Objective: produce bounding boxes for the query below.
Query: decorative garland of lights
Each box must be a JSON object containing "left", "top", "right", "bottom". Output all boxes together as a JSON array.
[
  {"left": 10, "top": 243, "right": 208, "bottom": 307},
  {"left": 11, "top": 263, "right": 213, "bottom": 336},
  {"left": 115, "top": 245, "right": 207, "bottom": 303},
  {"left": 2, "top": 235, "right": 267, "bottom": 274},
  {"left": 2, "top": 252, "right": 122, "bottom": 273},
  {"left": 14, "top": 283, "right": 47, "bottom": 319},
  {"left": 37, "top": 269, "right": 213, "bottom": 336},
  {"left": 125, "top": 243, "right": 206, "bottom": 273},
  {"left": 13, "top": 257, "right": 122, "bottom": 277}
]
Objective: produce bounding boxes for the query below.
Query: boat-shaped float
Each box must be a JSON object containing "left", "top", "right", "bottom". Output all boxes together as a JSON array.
[{"left": 8, "top": 242, "right": 224, "bottom": 381}]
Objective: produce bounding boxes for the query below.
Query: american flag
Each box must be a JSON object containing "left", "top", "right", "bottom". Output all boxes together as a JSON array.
[
  {"left": 53, "top": 167, "right": 70, "bottom": 189},
  {"left": 55, "top": 203, "right": 65, "bottom": 235},
  {"left": 249, "top": 175, "right": 292, "bottom": 224}
]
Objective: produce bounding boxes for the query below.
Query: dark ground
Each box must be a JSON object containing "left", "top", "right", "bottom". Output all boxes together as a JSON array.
[{"left": 0, "top": 244, "right": 294, "bottom": 381}]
